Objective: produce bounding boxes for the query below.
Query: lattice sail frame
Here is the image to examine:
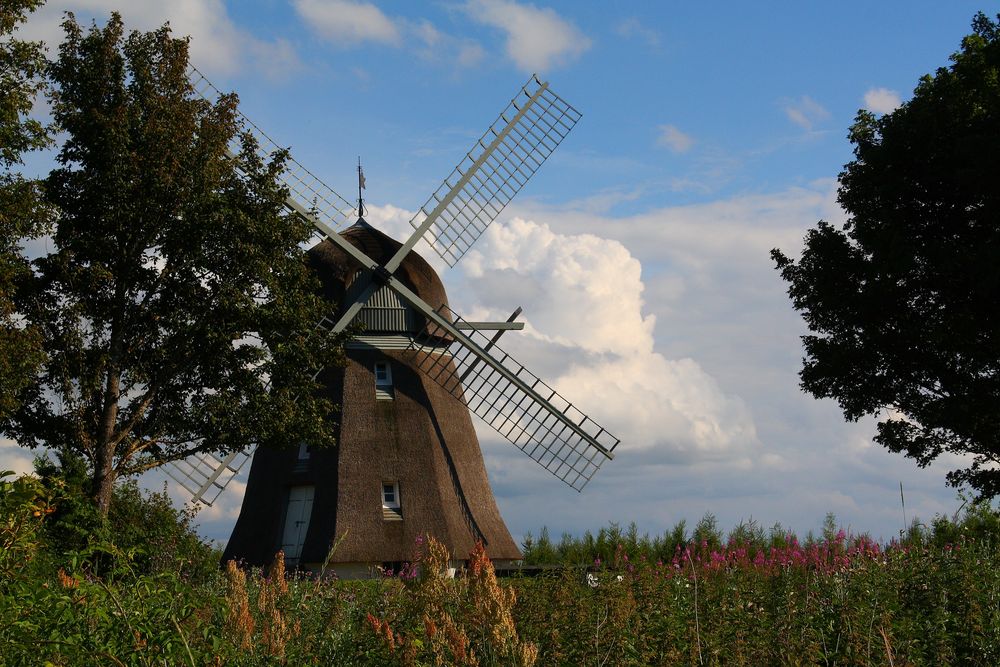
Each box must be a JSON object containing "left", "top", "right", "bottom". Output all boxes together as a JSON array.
[
  {"left": 166, "top": 450, "right": 250, "bottom": 507},
  {"left": 409, "top": 75, "right": 582, "bottom": 267},
  {"left": 409, "top": 306, "right": 620, "bottom": 491},
  {"left": 188, "top": 66, "right": 356, "bottom": 236}
]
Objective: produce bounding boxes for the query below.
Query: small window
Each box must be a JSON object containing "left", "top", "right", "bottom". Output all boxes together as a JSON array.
[
  {"left": 297, "top": 441, "right": 311, "bottom": 460},
  {"left": 382, "top": 481, "right": 400, "bottom": 509},
  {"left": 374, "top": 361, "right": 394, "bottom": 400}
]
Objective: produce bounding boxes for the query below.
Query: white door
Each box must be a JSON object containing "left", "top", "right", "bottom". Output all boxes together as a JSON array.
[{"left": 281, "top": 486, "right": 314, "bottom": 563}]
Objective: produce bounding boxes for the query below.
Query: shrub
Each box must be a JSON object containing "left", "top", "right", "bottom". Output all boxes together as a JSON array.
[{"left": 33, "top": 454, "right": 220, "bottom": 580}]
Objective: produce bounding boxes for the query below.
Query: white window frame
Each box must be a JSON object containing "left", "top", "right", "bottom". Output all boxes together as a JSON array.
[
  {"left": 374, "top": 361, "right": 393, "bottom": 387},
  {"left": 381, "top": 481, "right": 400, "bottom": 510}
]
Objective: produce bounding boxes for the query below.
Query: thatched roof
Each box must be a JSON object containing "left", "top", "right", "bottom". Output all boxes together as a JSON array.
[{"left": 307, "top": 220, "right": 450, "bottom": 323}]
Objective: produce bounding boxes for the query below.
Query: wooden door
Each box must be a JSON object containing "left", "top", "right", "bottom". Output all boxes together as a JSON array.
[{"left": 281, "top": 485, "right": 314, "bottom": 564}]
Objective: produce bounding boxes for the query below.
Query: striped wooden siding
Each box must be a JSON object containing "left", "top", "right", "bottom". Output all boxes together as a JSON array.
[{"left": 356, "top": 285, "right": 416, "bottom": 332}]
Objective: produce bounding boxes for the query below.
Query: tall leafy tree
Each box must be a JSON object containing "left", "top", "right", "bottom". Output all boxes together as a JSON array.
[
  {"left": 9, "top": 14, "right": 345, "bottom": 515},
  {"left": 0, "top": 0, "right": 49, "bottom": 421},
  {"left": 772, "top": 13, "right": 1000, "bottom": 497}
]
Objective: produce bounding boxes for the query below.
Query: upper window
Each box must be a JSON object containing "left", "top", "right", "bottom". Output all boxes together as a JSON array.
[
  {"left": 374, "top": 361, "right": 392, "bottom": 386},
  {"left": 374, "top": 361, "right": 394, "bottom": 400}
]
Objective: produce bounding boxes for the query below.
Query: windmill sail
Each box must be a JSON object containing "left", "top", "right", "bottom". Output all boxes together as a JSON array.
[
  {"left": 165, "top": 449, "right": 251, "bottom": 507},
  {"left": 187, "top": 66, "right": 356, "bottom": 236},
  {"left": 409, "top": 306, "right": 618, "bottom": 491},
  {"left": 408, "top": 75, "right": 582, "bottom": 267}
]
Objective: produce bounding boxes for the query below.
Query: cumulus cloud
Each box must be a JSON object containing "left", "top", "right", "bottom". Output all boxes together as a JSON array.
[
  {"left": 863, "top": 87, "right": 901, "bottom": 114},
  {"left": 360, "top": 204, "right": 761, "bottom": 461},
  {"left": 293, "top": 1, "right": 484, "bottom": 70},
  {"left": 783, "top": 95, "right": 830, "bottom": 130},
  {"left": 456, "top": 218, "right": 760, "bottom": 460},
  {"left": 293, "top": 0, "right": 400, "bottom": 46},
  {"left": 656, "top": 124, "right": 694, "bottom": 153},
  {"left": 462, "top": 0, "right": 591, "bottom": 72},
  {"left": 18, "top": 0, "right": 298, "bottom": 78}
]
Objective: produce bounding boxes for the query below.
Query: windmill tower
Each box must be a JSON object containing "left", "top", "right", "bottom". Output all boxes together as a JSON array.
[{"left": 167, "top": 71, "right": 620, "bottom": 575}]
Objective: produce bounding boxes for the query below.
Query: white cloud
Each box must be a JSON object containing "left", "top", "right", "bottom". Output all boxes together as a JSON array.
[
  {"left": 463, "top": 218, "right": 653, "bottom": 355},
  {"left": 191, "top": 479, "right": 246, "bottom": 522},
  {"left": 863, "top": 87, "right": 901, "bottom": 114},
  {"left": 0, "top": 438, "right": 37, "bottom": 476},
  {"left": 783, "top": 95, "right": 830, "bottom": 130},
  {"left": 656, "top": 124, "right": 694, "bottom": 153},
  {"left": 18, "top": 0, "right": 298, "bottom": 78},
  {"left": 456, "top": 218, "right": 760, "bottom": 460},
  {"left": 462, "top": 0, "right": 591, "bottom": 72},
  {"left": 615, "top": 17, "right": 660, "bottom": 49},
  {"left": 293, "top": 1, "right": 485, "bottom": 70},
  {"left": 457, "top": 41, "right": 487, "bottom": 68},
  {"left": 293, "top": 0, "right": 401, "bottom": 47},
  {"left": 361, "top": 204, "right": 761, "bottom": 461}
]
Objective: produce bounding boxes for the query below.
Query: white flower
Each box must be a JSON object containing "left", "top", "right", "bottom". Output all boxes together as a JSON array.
[{"left": 585, "top": 573, "right": 599, "bottom": 588}]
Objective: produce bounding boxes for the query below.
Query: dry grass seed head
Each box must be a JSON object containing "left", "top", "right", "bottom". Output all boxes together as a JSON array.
[{"left": 224, "top": 560, "right": 255, "bottom": 651}]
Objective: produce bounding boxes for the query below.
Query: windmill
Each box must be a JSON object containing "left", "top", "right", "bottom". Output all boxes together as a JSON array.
[{"left": 166, "top": 69, "right": 620, "bottom": 574}]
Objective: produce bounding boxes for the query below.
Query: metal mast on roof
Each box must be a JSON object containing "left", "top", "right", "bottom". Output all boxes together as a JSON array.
[{"left": 357, "top": 157, "right": 366, "bottom": 219}]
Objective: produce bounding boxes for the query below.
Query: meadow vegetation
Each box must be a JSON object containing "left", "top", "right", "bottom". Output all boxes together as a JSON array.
[{"left": 3, "top": 462, "right": 1000, "bottom": 665}]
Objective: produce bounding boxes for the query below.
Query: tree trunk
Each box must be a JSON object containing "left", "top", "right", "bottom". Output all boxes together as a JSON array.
[
  {"left": 93, "top": 318, "right": 124, "bottom": 517},
  {"left": 92, "top": 439, "right": 117, "bottom": 517}
]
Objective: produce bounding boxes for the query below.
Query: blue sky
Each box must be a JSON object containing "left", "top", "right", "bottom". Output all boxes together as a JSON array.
[{"left": 4, "top": 1, "right": 994, "bottom": 548}]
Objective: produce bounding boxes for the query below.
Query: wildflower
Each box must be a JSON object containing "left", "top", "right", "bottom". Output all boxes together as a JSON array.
[
  {"left": 57, "top": 569, "right": 77, "bottom": 589},
  {"left": 585, "top": 573, "right": 599, "bottom": 588},
  {"left": 424, "top": 614, "right": 437, "bottom": 639}
]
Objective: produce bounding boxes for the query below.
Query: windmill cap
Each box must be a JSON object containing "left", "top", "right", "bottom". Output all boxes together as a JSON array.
[{"left": 307, "top": 222, "right": 452, "bottom": 333}]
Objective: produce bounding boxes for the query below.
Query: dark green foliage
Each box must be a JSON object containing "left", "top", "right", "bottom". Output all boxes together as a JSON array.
[
  {"left": 32, "top": 454, "right": 220, "bottom": 580},
  {"left": 8, "top": 13, "right": 346, "bottom": 515},
  {"left": 522, "top": 515, "right": 754, "bottom": 566},
  {"left": 772, "top": 13, "right": 1000, "bottom": 498},
  {"left": 0, "top": 0, "right": 50, "bottom": 422}
]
